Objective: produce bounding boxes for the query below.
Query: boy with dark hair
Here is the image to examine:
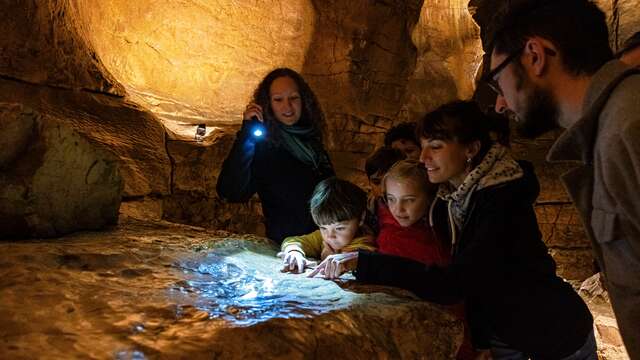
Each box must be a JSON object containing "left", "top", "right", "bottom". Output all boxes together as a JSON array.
[
  {"left": 489, "top": 1, "right": 640, "bottom": 356},
  {"left": 279, "top": 177, "right": 375, "bottom": 273},
  {"left": 383, "top": 122, "right": 421, "bottom": 160}
]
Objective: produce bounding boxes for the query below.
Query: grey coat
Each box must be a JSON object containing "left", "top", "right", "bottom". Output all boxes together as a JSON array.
[{"left": 548, "top": 60, "right": 640, "bottom": 359}]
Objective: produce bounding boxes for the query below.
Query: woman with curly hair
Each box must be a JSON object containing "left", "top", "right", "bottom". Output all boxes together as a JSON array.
[{"left": 217, "top": 68, "right": 334, "bottom": 244}]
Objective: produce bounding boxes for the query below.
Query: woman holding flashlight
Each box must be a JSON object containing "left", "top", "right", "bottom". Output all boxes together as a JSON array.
[{"left": 217, "top": 68, "right": 334, "bottom": 244}]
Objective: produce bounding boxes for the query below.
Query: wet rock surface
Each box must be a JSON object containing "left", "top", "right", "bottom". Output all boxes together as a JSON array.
[{"left": 0, "top": 219, "right": 462, "bottom": 359}]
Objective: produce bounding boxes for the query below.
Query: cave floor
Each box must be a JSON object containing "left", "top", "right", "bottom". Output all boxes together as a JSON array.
[{"left": 0, "top": 218, "right": 464, "bottom": 359}]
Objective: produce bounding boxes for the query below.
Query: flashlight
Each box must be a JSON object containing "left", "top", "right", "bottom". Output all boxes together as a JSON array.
[{"left": 250, "top": 116, "right": 266, "bottom": 139}]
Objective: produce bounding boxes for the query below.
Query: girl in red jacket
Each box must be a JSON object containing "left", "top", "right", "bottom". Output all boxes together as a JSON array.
[
  {"left": 377, "top": 159, "right": 450, "bottom": 266},
  {"left": 379, "top": 160, "right": 476, "bottom": 360}
]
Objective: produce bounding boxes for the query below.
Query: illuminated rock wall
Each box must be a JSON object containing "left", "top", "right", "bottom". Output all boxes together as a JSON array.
[
  {"left": 72, "top": 0, "right": 315, "bottom": 137},
  {"left": 0, "top": 0, "right": 123, "bottom": 94},
  {"left": 404, "top": 0, "right": 483, "bottom": 121}
]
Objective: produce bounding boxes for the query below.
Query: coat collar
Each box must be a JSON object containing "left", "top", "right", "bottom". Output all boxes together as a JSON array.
[{"left": 547, "top": 60, "right": 637, "bottom": 164}]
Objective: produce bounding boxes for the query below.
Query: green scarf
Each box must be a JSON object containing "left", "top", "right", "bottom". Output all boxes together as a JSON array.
[{"left": 276, "top": 121, "right": 332, "bottom": 175}]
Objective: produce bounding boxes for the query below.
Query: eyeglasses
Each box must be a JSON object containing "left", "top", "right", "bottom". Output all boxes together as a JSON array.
[
  {"left": 483, "top": 47, "right": 524, "bottom": 96},
  {"left": 484, "top": 46, "right": 559, "bottom": 96}
]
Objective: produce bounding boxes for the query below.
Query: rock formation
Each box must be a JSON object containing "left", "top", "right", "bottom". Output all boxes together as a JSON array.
[
  {"left": 0, "top": 220, "right": 463, "bottom": 358},
  {"left": 0, "top": 102, "right": 122, "bottom": 238}
]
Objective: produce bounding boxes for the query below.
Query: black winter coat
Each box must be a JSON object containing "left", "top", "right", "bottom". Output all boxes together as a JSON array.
[
  {"left": 216, "top": 121, "right": 334, "bottom": 244},
  {"left": 355, "top": 161, "right": 593, "bottom": 359}
]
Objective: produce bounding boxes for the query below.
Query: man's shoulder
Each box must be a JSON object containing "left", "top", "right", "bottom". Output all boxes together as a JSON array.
[{"left": 599, "top": 72, "right": 640, "bottom": 135}]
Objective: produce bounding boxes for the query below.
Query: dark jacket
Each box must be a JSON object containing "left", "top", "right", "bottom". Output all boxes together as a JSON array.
[
  {"left": 355, "top": 161, "right": 593, "bottom": 359},
  {"left": 216, "top": 120, "right": 334, "bottom": 244}
]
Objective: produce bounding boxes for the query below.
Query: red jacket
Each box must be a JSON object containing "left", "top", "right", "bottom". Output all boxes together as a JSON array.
[
  {"left": 375, "top": 201, "right": 450, "bottom": 266},
  {"left": 376, "top": 201, "right": 475, "bottom": 359}
]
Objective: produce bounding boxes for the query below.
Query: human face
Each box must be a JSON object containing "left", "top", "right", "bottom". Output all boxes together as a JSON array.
[
  {"left": 269, "top": 76, "right": 302, "bottom": 125},
  {"left": 490, "top": 48, "right": 527, "bottom": 121},
  {"left": 369, "top": 171, "right": 384, "bottom": 198},
  {"left": 391, "top": 139, "right": 421, "bottom": 160},
  {"left": 490, "top": 48, "right": 561, "bottom": 138},
  {"left": 419, "top": 138, "right": 472, "bottom": 187},
  {"left": 485, "top": 47, "right": 524, "bottom": 97},
  {"left": 319, "top": 218, "right": 360, "bottom": 253},
  {"left": 385, "top": 178, "right": 429, "bottom": 227}
]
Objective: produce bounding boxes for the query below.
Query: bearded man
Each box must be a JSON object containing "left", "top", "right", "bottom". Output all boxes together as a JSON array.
[{"left": 488, "top": 1, "right": 640, "bottom": 357}]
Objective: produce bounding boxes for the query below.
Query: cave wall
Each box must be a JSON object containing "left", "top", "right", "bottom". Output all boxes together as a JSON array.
[
  {"left": 72, "top": 0, "right": 316, "bottom": 137},
  {"left": 0, "top": 0, "right": 123, "bottom": 94}
]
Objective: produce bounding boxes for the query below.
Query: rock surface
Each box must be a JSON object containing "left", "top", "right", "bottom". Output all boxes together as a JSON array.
[
  {"left": 0, "top": 0, "right": 123, "bottom": 95},
  {"left": 0, "top": 79, "right": 170, "bottom": 199},
  {"left": 579, "top": 274, "right": 631, "bottom": 360},
  {"left": 162, "top": 133, "right": 266, "bottom": 236},
  {"left": 404, "top": 0, "right": 483, "bottom": 121},
  {"left": 0, "top": 102, "right": 122, "bottom": 238},
  {"left": 0, "top": 219, "right": 463, "bottom": 359},
  {"left": 73, "top": 0, "right": 316, "bottom": 138}
]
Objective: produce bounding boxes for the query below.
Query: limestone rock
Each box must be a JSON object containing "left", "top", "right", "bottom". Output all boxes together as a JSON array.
[
  {"left": 72, "top": 0, "right": 316, "bottom": 138},
  {"left": 0, "top": 103, "right": 36, "bottom": 168},
  {"left": 0, "top": 219, "right": 463, "bottom": 358},
  {"left": 162, "top": 130, "right": 265, "bottom": 235},
  {"left": 580, "top": 282, "right": 631, "bottom": 360},
  {"left": 404, "top": 0, "right": 483, "bottom": 120},
  {"left": 0, "top": 103, "right": 122, "bottom": 238},
  {"left": 0, "top": 79, "right": 171, "bottom": 198},
  {"left": 0, "top": 0, "right": 123, "bottom": 94}
]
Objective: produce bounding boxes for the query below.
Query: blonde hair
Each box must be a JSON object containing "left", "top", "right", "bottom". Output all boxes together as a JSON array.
[{"left": 382, "top": 160, "right": 436, "bottom": 199}]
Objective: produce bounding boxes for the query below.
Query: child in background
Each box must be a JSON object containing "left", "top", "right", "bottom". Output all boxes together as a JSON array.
[
  {"left": 364, "top": 147, "right": 406, "bottom": 232},
  {"left": 384, "top": 122, "right": 421, "bottom": 160},
  {"left": 365, "top": 147, "right": 407, "bottom": 200},
  {"left": 377, "top": 159, "right": 449, "bottom": 266},
  {"left": 279, "top": 177, "right": 376, "bottom": 273}
]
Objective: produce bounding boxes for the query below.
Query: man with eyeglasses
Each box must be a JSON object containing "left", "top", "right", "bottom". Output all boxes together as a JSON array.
[{"left": 488, "top": 1, "right": 640, "bottom": 358}]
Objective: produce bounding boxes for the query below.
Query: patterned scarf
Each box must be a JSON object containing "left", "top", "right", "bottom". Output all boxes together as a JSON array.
[{"left": 437, "top": 143, "right": 523, "bottom": 231}]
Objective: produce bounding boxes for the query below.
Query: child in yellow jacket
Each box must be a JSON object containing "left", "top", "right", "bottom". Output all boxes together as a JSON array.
[{"left": 279, "top": 177, "right": 376, "bottom": 273}]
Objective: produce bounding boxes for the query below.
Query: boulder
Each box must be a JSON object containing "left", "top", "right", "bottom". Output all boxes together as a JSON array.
[{"left": 0, "top": 102, "right": 122, "bottom": 238}]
